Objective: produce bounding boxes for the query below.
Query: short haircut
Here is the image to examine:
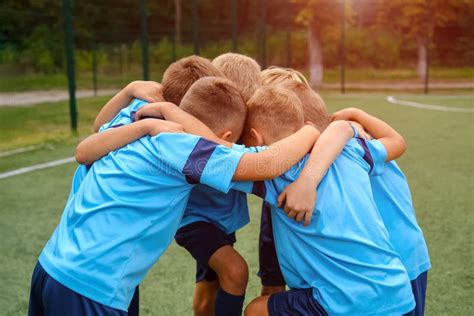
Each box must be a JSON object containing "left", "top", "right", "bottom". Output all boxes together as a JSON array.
[
  {"left": 261, "top": 66, "right": 309, "bottom": 87},
  {"left": 162, "top": 55, "right": 223, "bottom": 105},
  {"left": 180, "top": 77, "right": 247, "bottom": 138},
  {"left": 212, "top": 53, "right": 262, "bottom": 102},
  {"left": 246, "top": 86, "right": 304, "bottom": 141},
  {"left": 279, "top": 80, "right": 330, "bottom": 131}
]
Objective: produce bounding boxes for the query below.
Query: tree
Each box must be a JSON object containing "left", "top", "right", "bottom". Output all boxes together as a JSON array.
[
  {"left": 376, "top": 0, "right": 462, "bottom": 80},
  {"left": 293, "top": 0, "right": 343, "bottom": 86}
]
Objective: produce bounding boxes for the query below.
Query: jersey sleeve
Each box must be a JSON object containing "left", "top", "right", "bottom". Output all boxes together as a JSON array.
[
  {"left": 355, "top": 138, "right": 387, "bottom": 176},
  {"left": 155, "top": 133, "right": 246, "bottom": 193},
  {"left": 99, "top": 98, "right": 149, "bottom": 132},
  {"left": 231, "top": 143, "right": 267, "bottom": 153}
]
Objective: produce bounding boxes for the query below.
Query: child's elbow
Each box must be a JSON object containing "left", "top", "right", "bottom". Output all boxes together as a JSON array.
[
  {"left": 393, "top": 135, "right": 407, "bottom": 158},
  {"left": 75, "top": 146, "right": 90, "bottom": 165}
]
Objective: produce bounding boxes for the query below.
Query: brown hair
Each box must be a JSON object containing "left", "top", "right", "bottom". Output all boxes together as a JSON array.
[
  {"left": 212, "top": 53, "right": 262, "bottom": 102},
  {"left": 279, "top": 80, "right": 330, "bottom": 131},
  {"left": 162, "top": 55, "right": 223, "bottom": 105},
  {"left": 261, "top": 66, "right": 309, "bottom": 87},
  {"left": 246, "top": 86, "right": 304, "bottom": 141},
  {"left": 180, "top": 77, "right": 247, "bottom": 139}
]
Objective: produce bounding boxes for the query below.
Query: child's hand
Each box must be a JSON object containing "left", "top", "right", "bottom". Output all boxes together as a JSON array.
[
  {"left": 134, "top": 102, "right": 175, "bottom": 121},
  {"left": 277, "top": 175, "right": 317, "bottom": 226},
  {"left": 125, "top": 81, "right": 164, "bottom": 103},
  {"left": 350, "top": 121, "right": 372, "bottom": 140},
  {"left": 141, "top": 118, "right": 184, "bottom": 136},
  {"left": 331, "top": 108, "right": 362, "bottom": 122}
]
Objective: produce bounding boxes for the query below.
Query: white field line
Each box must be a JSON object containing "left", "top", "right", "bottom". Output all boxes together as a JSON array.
[
  {"left": 0, "top": 145, "right": 43, "bottom": 158},
  {"left": 0, "top": 157, "right": 75, "bottom": 180},
  {"left": 386, "top": 96, "right": 474, "bottom": 113}
]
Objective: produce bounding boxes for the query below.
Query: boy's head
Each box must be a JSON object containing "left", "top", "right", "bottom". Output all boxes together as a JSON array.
[
  {"left": 243, "top": 86, "right": 304, "bottom": 146},
  {"left": 279, "top": 80, "right": 330, "bottom": 131},
  {"left": 180, "top": 77, "right": 247, "bottom": 143},
  {"left": 261, "top": 66, "right": 309, "bottom": 87},
  {"left": 162, "top": 55, "right": 223, "bottom": 105},
  {"left": 212, "top": 53, "right": 262, "bottom": 102}
]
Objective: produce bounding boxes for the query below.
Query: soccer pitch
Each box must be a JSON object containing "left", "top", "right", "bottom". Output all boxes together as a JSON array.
[{"left": 0, "top": 93, "right": 472, "bottom": 315}]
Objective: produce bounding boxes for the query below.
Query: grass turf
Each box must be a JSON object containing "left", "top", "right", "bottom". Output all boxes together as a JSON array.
[{"left": 0, "top": 93, "right": 473, "bottom": 315}]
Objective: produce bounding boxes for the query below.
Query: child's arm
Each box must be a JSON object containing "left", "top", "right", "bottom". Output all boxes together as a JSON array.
[
  {"left": 134, "top": 102, "right": 322, "bottom": 180},
  {"left": 75, "top": 119, "right": 184, "bottom": 165},
  {"left": 134, "top": 102, "right": 233, "bottom": 147},
  {"left": 232, "top": 125, "right": 320, "bottom": 181},
  {"left": 93, "top": 81, "right": 164, "bottom": 132},
  {"left": 276, "top": 120, "right": 356, "bottom": 226},
  {"left": 332, "top": 107, "right": 406, "bottom": 161}
]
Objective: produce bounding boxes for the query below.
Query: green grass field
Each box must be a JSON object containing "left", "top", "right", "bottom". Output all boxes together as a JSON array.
[{"left": 0, "top": 93, "right": 473, "bottom": 315}]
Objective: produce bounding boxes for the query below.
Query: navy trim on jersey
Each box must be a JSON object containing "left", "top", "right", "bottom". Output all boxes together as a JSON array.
[
  {"left": 110, "top": 123, "right": 124, "bottom": 128},
  {"left": 356, "top": 137, "right": 374, "bottom": 173},
  {"left": 183, "top": 138, "right": 218, "bottom": 184}
]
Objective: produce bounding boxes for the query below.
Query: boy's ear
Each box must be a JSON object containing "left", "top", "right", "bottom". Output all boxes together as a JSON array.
[
  {"left": 216, "top": 130, "right": 234, "bottom": 141},
  {"left": 250, "top": 128, "right": 265, "bottom": 146}
]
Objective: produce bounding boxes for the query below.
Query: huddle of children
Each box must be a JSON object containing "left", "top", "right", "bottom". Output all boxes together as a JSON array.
[{"left": 28, "top": 53, "right": 430, "bottom": 316}]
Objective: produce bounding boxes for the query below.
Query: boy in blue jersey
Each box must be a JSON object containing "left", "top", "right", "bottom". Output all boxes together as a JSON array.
[
  {"left": 89, "top": 54, "right": 262, "bottom": 315},
  {"left": 174, "top": 53, "right": 262, "bottom": 316},
  {"left": 329, "top": 108, "right": 431, "bottom": 316},
  {"left": 258, "top": 75, "right": 431, "bottom": 314},
  {"left": 28, "top": 76, "right": 322, "bottom": 316},
  {"left": 237, "top": 85, "right": 416, "bottom": 316}
]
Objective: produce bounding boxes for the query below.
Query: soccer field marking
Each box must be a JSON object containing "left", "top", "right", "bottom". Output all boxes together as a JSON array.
[
  {"left": 386, "top": 96, "right": 474, "bottom": 113},
  {"left": 0, "top": 145, "right": 43, "bottom": 158},
  {"left": 0, "top": 156, "right": 75, "bottom": 180}
]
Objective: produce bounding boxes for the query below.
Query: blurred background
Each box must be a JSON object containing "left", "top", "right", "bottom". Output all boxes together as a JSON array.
[{"left": 0, "top": 1, "right": 472, "bottom": 315}]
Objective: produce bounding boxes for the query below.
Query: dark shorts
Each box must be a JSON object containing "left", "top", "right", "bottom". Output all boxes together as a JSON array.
[
  {"left": 404, "top": 271, "right": 428, "bottom": 316},
  {"left": 175, "top": 221, "right": 236, "bottom": 282},
  {"left": 258, "top": 202, "right": 286, "bottom": 287},
  {"left": 268, "top": 288, "right": 327, "bottom": 316},
  {"left": 28, "top": 262, "right": 139, "bottom": 316}
]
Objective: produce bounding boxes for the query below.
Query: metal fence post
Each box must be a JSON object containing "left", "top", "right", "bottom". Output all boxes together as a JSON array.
[
  {"left": 231, "top": 0, "right": 238, "bottom": 52},
  {"left": 140, "top": 0, "right": 149, "bottom": 80},
  {"left": 340, "top": 0, "right": 346, "bottom": 94},
  {"left": 258, "top": 0, "right": 266, "bottom": 69},
  {"left": 192, "top": 0, "right": 200, "bottom": 55},
  {"left": 92, "top": 38, "right": 98, "bottom": 97},
  {"left": 63, "top": 0, "right": 77, "bottom": 132}
]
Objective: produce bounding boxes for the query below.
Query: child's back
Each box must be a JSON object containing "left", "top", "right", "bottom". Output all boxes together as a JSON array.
[
  {"left": 259, "top": 139, "right": 415, "bottom": 315},
  {"left": 371, "top": 161, "right": 431, "bottom": 280},
  {"left": 240, "top": 86, "right": 414, "bottom": 315}
]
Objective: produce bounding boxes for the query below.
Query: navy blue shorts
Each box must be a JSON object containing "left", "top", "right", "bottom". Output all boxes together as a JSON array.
[
  {"left": 258, "top": 202, "right": 286, "bottom": 287},
  {"left": 404, "top": 271, "right": 428, "bottom": 316},
  {"left": 175, "top": 221, "right": 236, "bottom": 282},
  {"left": 268, "top": 288, "right": 327, "bottom": 316},
  {"left": 28, "top": 262, "right": 139, "bottom": 316}
]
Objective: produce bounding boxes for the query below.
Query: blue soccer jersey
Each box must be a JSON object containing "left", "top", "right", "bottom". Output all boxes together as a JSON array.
[
  {"left": 236, "top": 139, "right": 415, "bottom": 315},
  {"left": 101, "top": 99, "right": 251, "bottom": 234},
  {"left": 370, "top": 161, "right": 431, "bottom": 280},
  {"left": 39, "top": 132, "right": 246, "bottom": 311}
]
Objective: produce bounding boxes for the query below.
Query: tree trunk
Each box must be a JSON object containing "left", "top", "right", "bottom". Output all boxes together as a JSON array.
[
  {"left": 174, "top": 0, "right": 182, "bottom": 44},
  {"left": 417, "top": 37, "right": 427, "bottom": 81},
  {"left": 308, "top": 20, "right": 323, "bottom": 87}
]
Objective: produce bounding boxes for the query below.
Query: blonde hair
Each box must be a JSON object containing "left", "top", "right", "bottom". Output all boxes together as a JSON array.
[
  {"left": 180, "top": 77, "right": 247, "bottom": 139},
  {"left": 162, "top": 55, "right": 223, "bottom": 105},
  {"left": 246, "top": 86, "right": 304, "bottom": 141},
  {"left": 279, "top": 80, "right": 330, "bottom": 131},
  {"left": 261, "top": 66, "right": 309, "bottom": 87},
  {"left": 212, "top": 53, "right": 262, "bottom": 102}
]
